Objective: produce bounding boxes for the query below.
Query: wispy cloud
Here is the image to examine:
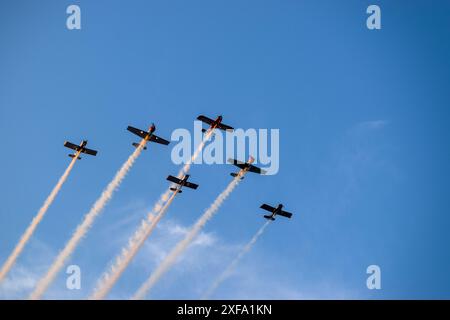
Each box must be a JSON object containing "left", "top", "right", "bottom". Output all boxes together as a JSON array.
[
  {"left": 104, "top": 216, "right": 328, "bottom": 300},
  {"left": 355, "top": 119, "right": 389, "bottom": 131},
  {"left": 0, "top": 238, "right": 55, "bottom": 299},
  {"left": 0, "top": 265, "right": 38, "bottom": 299}
]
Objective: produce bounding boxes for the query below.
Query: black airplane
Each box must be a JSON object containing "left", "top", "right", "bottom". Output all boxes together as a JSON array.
[
  {"left": 228, "top": 157, "right": 266, "bottom": 179},
  {"left": 260, "top": 203, "right": 293, "bottom": 221},
  {"left": 197, "top": 115, "right": 234, "bottom": 134},
  {"left": 64, "top": 140, "right": 98, "bottom": 160},
  {"left": 167, "top": 174, "right": 199, "bottom": 194},
  {"left": 127, "top": 123, "right": 170, "bottom": 149}
]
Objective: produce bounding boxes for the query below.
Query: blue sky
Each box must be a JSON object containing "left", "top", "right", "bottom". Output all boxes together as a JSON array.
[{"left": 1, "top": 0, "right": 449, "bottom": 299}]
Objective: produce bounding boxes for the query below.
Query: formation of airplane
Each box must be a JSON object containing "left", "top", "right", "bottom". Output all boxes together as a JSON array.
[
  {"left": 64, "top": 140, "right": 98, "bottom": 160},
  {"left": 167, "top": 174, "right": 199, "bottom": 194},
  {"left": 64, "top": 115, "right": 293, "bottom": 222},
  {"left": 260, "top": 203, "right": 293, "bottom": 221},
  {"left": 127, "top": 123, "right": 170, "bottom": 149}
]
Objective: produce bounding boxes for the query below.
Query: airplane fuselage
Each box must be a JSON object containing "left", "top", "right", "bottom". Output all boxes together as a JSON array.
[
  {"left": 169, "top": 175, "right": 190, "bottom": 193},
  {"left": 269, "top": 204, "right": 283, "bottom": 219},
  {"left": 144, "top": 125, "right": 156, "bottom": 141},
  {"left": 177, "top": 175, "right": 190, "bottom": 189},
  {"left": 210, "top": 116, "right": 223, "bottom": 129}
]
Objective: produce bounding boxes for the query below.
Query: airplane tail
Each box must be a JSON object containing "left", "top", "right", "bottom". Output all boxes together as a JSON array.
[
  {"left": 202, "top": 128, "right": 215, "bottom": 136},
  {"left": 170, "top": 187, "right": 182, "bottom": 193},
  {"left": 264, "top": 215, "right": 275, "bottom": 221},
  {"left": 132, "top": 142, "right": 147, "bottom": 150},
  {"left": 230, "top": 173, "right": 244, "bottom": 180},
  {"left": 69, "top": 154, "right": 81, "bottom": 160}
]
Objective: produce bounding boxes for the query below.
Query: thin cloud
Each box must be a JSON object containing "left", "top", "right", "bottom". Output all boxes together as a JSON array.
[
  {"left": 0, "top": 265, "right": 38, "bottom": 299},
  {"left": 110, "top": 216, "right": 310, "bottom": 300},
  {"left": 356, "top": 120, "right": 389, "bottom": 131}
]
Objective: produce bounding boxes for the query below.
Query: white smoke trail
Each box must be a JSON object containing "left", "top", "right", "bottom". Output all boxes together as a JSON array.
[
  {"left": 150, "top": 128, "right": 213, "bottom": 214},
  {"left": 29, "top": 141, "right": 147, "bottom": 300},
  {"left": 89, "top": 129, "right": 213, "bottom": 299},
  {"left": 132, "top": 169, "right": 247, "bottom": 300},
  {"left": 181, "top": 128, "right": 213, "bottom": 175},
  {"left": 89, "top": 189, "right": 179, "bottom": 300},
  {"left": 0, "top": 152, "right": 81, "bottom": 284},
  {"left": 201, "top": 220, "right": 271, "bottom": 299}
]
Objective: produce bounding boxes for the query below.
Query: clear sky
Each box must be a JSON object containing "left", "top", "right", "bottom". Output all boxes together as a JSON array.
[{"left": 0, "top": 0, "right": 449, "bottom": 299}]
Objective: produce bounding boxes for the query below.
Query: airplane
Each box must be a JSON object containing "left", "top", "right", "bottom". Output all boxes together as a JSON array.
[
  {"left": 260, "top": 203, "right": 293, "bottom": 221},
  {"left": 167, "top": 174, "right": 199, "bottom": 194},
  {"left": 197, "top": 115, "right": 234, "bottom": 133},
  {"left": 127, "top": 123, "right": 170, "bottom": 149},
  {"left": 63, "top": 140, "right": 98, "bottom": 160},
  {"left": 228, "top": 157, "right": 266, "bottom": 179}
]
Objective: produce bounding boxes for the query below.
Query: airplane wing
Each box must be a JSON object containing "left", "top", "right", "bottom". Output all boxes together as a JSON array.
[
  {"left": 184, "top": 182, "right": 199, "bottom": 190},
  {"left": 127, "top": 126, "right": 148, "bottom": 139},
  {"left": 278, "top": 210, "right": 293, "bottom": 219},
  {"left": 149, "top": 134, "right": 170, "bottom": 145},
  {"left": 64, "top": 141, "right": 80, "bottom": 151},
  {"left": 228, "top": 158, "right": 247, "bottom": 170},
  {"left": 260, "top": 204, "right": 276, "bottom": 212},
  {"left": 81, "top": 147, "right": 98, "bottom": 156},
  {"left": 167, "top": 175, "right": 183, "bottom": 185},
  {"left": 247, "top": 164, "right": 266, "bottom": 175},
  {"left": 197, "top": 115, "right": 215, "bottom": 125},
  {"left": 216, "top": 123, "right": 234, "bottom": 131}
]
